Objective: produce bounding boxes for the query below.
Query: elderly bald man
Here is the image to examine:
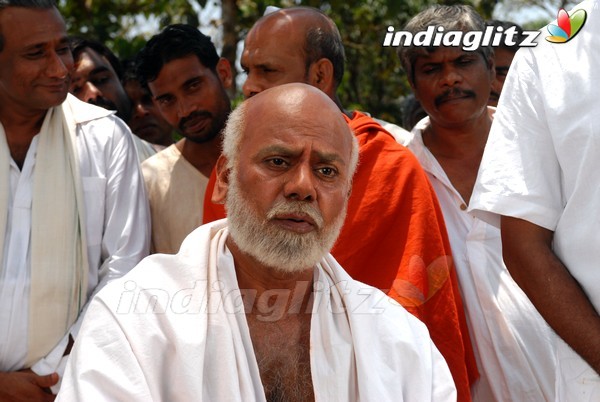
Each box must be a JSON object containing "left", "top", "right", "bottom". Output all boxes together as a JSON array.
[{"left": 57, "top": 83, "right": 456, "bottom": 402}]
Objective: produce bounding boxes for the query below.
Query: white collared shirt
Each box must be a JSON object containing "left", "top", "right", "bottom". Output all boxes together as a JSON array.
[
  {"left": 407, "top": 117, "right": 556, "bottom": 401},
  {"left": 0, "top": 100, "right": 150, "bottom": 373}
]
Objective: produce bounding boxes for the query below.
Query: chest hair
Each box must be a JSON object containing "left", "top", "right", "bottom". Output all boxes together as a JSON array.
[{"left": 247, "top": 314, "right": 315, "bottom": 402}]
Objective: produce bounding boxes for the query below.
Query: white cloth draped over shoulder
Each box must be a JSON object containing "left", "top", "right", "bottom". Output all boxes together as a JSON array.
[
  {"left": 0, "top": 98, "right": 90, "bottom": 367},
  {"left": 58, "top": 219, "right": 456, "bottom": 401},
  {"left": 0, "top": 95, "right": 150, "bottom": 387}
]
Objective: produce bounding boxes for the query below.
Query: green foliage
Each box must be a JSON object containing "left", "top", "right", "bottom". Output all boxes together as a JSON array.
[{"left": 59, "top": 0, "right": 500, "bottom": 125}]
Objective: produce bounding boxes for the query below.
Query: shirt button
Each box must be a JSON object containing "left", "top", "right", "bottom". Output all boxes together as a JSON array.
[{"left": 460, "top": 203, "right": 467, "bottom": 211}]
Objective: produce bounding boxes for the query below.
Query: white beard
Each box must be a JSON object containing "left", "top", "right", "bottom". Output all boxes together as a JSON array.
[{"left": 226, "top": 170, "right": 347, "bottom": 274}]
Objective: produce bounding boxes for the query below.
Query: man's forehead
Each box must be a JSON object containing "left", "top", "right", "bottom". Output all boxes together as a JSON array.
[
  {"left": 1, "top": 7, "right": 67, "bottom": 49},
  {"left": 246, "top": 14, "right": 305, "bottom": 50},
  {"left": 75, "top": 50, "right": 111, "bottom": 71},
  {"left": 416, "top": 47, "right": 477, "bottom": 64}
]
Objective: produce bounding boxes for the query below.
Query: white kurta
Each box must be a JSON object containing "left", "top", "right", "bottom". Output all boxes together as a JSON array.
[
  {"left": 408, "top": 119, "right": 557, "bottom": 401},
  {"left": 57, "top": 219, "right": 457, "bottom": 401},
  {"left": 142, "top": 144, "right": 208, "bottom": 254},
  {"left": 0, "top": 96, "right": 150, "bottom": 377},
  {"left": 469, "top": 1, "right": 600, "bottom": 399}
]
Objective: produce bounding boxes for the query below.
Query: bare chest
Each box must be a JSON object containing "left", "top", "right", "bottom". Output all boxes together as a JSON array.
[{"left": 247, "top": 315, "right": 315, "bottom": 402}]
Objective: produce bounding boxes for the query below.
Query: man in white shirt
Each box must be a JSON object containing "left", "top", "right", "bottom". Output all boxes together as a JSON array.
[
  {"left": 57, "top": 83, "right": 456, "bottom": 401},
  {"left": 136, "top": 24, "right": 232, "bottom": 254},
  {"left": 399, "top": 5, "right": 556, "bottom": 401},
  {"left": 0, "top": 1, "right": 150, "bottom": 400},
  {"left": 470, "top": 0, "right": 600, "bottom": 399}
]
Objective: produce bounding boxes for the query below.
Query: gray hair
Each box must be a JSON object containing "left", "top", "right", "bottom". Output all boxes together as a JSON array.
[
  {"left": 222, "top": 102, "right": 360, "bottom": 181},
  {"left": 397, "top": 4, "right": 492, "bottom": 85},
  {"left": 0, "top": 0, "right": 58, "bottom": 52}
]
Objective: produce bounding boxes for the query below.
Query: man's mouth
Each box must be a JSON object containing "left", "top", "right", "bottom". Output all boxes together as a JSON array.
[
  {"left": 272, "top": 214, "right": 317, "bottom": 234},
  {"left": 180, "top": 112, "right": 211, "bottom": 134}
]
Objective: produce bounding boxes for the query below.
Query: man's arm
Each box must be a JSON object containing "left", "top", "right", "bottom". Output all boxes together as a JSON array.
[{"left": 501, "top": 216, "right": 600, "bottom": 373}]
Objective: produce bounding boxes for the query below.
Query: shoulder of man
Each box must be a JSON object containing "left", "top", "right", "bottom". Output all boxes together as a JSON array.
[{"left": 64, "top": 93, "right": 114, "bottom": 125}]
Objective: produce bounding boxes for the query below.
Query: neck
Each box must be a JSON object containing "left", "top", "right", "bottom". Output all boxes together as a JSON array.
[
  {"left": 423, "top": 109, "right": 492, "bottom": 159},
  {"left": 0, "top": 106, "right": 50, "bottom": 169},
  {"left": 226, "top": 237, "right": 314, "bottom": 317},
  {"left": 176, "top": 135, "right": 222, "bottom": 178}
]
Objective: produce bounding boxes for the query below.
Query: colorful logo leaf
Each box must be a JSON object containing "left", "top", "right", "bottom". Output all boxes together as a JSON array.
[{"left": 546, "top": 8, "right": 587, "bottom": 43}]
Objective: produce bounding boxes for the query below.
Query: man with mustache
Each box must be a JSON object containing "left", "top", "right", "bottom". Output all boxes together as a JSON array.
[
  {"left": 57, "top": 83, "right": 457, "bottom": 401},
  {"left": 69, "top": 37, "right": 159, "bottom": 162},
  {"left": 0, "top": 1, "right": 150, "bottom": 400},
  {"left": 135, "top": 24, "right": 232, "bottom": 254},
  {"left": 203, "top": 7, "right": 476, "bottom": 401},
  {"left": 400, "top": 5, "right": 557, "bottom": 401}
]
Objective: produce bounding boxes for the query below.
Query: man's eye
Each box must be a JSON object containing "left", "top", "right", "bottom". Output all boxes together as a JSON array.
[
  {"left": 422, "top": 66, "right": 438, "bottom": 74},
  {"left": 268, "top": 158, "right": 286, "bottom": 166},
  {"left": 318, "top": 167, "right": 337, "bottom": 177},
  {"left": 25, "top": 50, "right": 44, "bottom": 59}
]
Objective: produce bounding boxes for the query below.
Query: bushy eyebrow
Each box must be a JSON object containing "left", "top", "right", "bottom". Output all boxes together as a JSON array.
[{"left": 256, "top": 145, "right": 346, "bottom": 165}]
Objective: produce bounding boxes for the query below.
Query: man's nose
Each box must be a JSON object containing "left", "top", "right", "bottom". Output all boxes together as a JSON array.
[
  {"left": 284, "top": 163, "right": 317, "bottom": 202},
  {"left": 440, "top": 67, "right": 462, "bottom": 87},
  {"left": 242, "top": 73, "right": 263, "bottom": 99},
  {"left": 82, "top": 82, "right": 102, "bottom": 103},
  {"left": 47, "top": 51, "right": 70, "bottom": 79}
]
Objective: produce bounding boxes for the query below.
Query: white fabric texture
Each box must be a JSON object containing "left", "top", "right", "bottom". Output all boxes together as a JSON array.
[
  {"left": 131, "top": 134, "right": 157, "bottom": 163},
  {"left": 58, "top": 219, "right": 456, "bottom": 401},
  {"left": 28, "top": 100, "right": 89, "bottom": 367},
  {"left": 141, "top": 144, "right": 208, "bottom": 254},
  {"left": 408, "top": 118, "right": 557, "bottom": 401},
  {"left": 0, "top": 95, "right": 150, "bottom": 383},
  {"left": 372, "top": 117, "right": 411, "bottom": 145},
  {"left": 469, "top": 1, "right": 600, "bottom": 399}
]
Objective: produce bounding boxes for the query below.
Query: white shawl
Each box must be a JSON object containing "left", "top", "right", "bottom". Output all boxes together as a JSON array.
[
  {"left": 58, "top": 219, "right": 456, "bottom": 401},
  {"left": 0, "top": 97, "right": 89, "bottom": 367}
]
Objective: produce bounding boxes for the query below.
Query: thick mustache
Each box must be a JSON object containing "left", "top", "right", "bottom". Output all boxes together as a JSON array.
[
  {"left": 179, "top": 111, "right": 211, "bottom": 132},
  {"left": 267, "top": 200, "right": 324, "bottom": 230},
  {"left": 434, "top": 88, "right": 476, "bottom": 107}
]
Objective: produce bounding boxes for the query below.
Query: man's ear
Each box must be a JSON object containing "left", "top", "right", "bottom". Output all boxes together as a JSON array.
[
  {"left": 216, "top": 58, "right": 233, "bottom": 90},
  {"left": 307, "top": 58, "right": 335, "bottom": 93},
  {"left": 212, "top": 155, "right": 230, "bottom": 204}
]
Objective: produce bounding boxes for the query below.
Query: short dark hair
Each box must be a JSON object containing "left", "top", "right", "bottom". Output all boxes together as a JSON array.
[
  {"left": 299, "top": 7, "right": 345, "bottom": 87},
  {"left": 69, "top": 36, "right": 124, "bottom": 79},
  {"left": 136, "top": 24, "right": 220, "bottom": 85},
  {"left": 0, "top": 0, "right": 57, "bottom": 52},
  {"left": 397, "top": 4, "right": 493, "bottom": 85}
]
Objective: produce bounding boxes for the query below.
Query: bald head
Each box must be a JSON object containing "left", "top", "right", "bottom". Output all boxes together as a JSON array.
[
  {"left": 222, "top": 83, "right": 358, "bottom": 177},
  {"left": 241, "top": 7, "right": 345, "bottom": 99}
]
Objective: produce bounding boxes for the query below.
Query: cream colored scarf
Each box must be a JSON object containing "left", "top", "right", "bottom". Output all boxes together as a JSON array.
[{"left": 0, "top": 100, "right": 88, "bottom": 367}]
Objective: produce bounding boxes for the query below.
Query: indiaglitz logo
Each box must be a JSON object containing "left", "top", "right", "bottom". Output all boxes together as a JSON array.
[{"left": 546, "top": 8, "right": 587, "bottom": 43}]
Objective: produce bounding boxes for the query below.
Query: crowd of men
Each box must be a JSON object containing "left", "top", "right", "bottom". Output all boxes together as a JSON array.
[{"left": 1, "top": 0, "right": 598, "bottom": 401}]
